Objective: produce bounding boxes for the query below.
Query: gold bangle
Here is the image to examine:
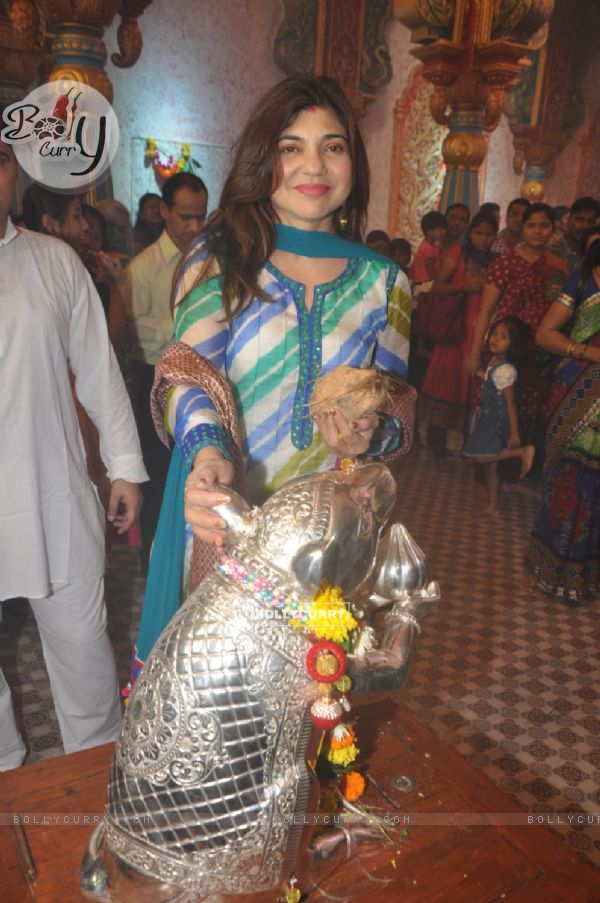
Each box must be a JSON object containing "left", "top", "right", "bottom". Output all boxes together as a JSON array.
[{"left": 567, "top": 341, "right": 575, "bottom": 358}]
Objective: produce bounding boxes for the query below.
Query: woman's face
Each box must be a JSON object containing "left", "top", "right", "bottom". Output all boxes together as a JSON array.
[
  {"left": 271, "top": 105, "right": 352, "bottom": 232},
  {"left": 59, "top": 198, "right": 87, "bottom": 249},
  {"left": 521, "top": 212, "right": 553, "bottom": 251},
  {"left": 142, "top": 196, "right": 163, "bottom": 225},
  {"left": 469, "top": 222, "right": 497, "bottom": 252}
]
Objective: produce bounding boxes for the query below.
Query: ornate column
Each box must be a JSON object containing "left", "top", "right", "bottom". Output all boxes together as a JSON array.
[
  {"left": 394, "top": 0, "right": 554, "bottom": 214},
  {"left": 0, "top": 0, "right": 45, "bottom": 107},
  {"left": 274, "top": 0, "right": 394, "bottom": 116},
  {"left": 42, "top": 0, "right": 152, "bottom": 103}
]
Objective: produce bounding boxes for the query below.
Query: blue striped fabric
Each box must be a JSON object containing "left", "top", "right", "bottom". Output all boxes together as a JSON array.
[{"left": 167, "top": 236, "right": 411, "bottom": 501}]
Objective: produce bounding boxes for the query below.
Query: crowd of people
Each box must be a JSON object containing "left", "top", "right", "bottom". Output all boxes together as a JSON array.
[
  {"left": 370, "top": 194, "right": 600, "bottom": 602},
  {"left": 1, "top": 72, "right": 599, "bottom": 770}
]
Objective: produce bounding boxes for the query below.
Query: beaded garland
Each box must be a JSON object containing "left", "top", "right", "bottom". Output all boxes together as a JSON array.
[{"left": 216, "top": 553, "right": 311, "bottom": 626}]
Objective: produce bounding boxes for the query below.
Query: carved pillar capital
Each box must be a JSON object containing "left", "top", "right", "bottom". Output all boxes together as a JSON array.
[{"left": 394, "top": 1, "right": 552, "bottom": 211}]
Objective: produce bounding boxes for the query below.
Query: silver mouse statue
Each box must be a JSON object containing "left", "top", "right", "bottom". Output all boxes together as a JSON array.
[{"left": 81, "top": 462, "right": 439, "bottom": 902}]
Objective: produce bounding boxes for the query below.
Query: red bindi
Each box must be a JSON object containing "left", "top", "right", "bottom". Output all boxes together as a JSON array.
[{"left": 306, "top": 106, "right": 317, "bottom": 112}]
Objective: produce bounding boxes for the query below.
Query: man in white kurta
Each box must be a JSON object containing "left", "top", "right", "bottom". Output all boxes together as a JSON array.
[{"left": 0, "top": 141, "right": 148, "bottom": 769}]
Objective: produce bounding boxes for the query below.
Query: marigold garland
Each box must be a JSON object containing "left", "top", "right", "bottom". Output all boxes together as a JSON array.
[
  {"left": 327, "top": 740, "right": 359, "bottom": 768},
  {"left": 308, "top": 585, "right": 358, "bottom": 644}
]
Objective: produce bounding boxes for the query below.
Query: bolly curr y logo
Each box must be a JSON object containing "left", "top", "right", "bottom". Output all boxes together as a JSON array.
[{"left": 1, "top": 81, "right": 119, "bottom": 191}]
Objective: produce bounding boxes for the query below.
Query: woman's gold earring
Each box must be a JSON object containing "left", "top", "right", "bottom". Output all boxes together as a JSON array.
[{"left": 338, "top": 212, "right": 348, "bottom": 230}]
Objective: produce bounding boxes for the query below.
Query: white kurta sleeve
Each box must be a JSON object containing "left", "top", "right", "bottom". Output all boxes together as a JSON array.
[{"left": 66, "top": 249, "right": 148, "bottom": 484}]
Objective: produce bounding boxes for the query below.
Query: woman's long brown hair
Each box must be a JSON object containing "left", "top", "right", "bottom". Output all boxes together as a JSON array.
[{"left": 177, "top": 75, "right": 370, "bottom": 323}]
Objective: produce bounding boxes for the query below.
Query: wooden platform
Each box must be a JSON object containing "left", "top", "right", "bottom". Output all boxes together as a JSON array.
[{"left": 1, "top": 701, "right": 599, "bottom": 902}]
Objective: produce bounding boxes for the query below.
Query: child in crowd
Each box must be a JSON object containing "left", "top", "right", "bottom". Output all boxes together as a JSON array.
[
  {"left": 463, "top": 315, "right": 535, "bottom": 513},
  {"left": 389, "top": 236, "right": 412, "bottom": 273},
  {"left": 366, "top": 228, "right": 390, "bottom": 256},
  {"left": 410, "top": 211, "right": 447, "bottom": 287}
]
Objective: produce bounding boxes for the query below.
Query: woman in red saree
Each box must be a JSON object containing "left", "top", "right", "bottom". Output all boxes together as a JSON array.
[{"left": 419, "top": 211, "right": 498, "bottom": 453}]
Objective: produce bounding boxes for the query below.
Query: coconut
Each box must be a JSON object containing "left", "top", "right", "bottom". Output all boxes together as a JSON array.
[{"left": 309, "top": 366, "right": 390, "bottom": 420}]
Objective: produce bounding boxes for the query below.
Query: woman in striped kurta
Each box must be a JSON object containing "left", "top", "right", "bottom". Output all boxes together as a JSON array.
[
  {"left": 169, "top": 240, "right": 411, "bottom": 505},
  {"left": 130, "top": 75, "right": 412, "bottom": 676}
]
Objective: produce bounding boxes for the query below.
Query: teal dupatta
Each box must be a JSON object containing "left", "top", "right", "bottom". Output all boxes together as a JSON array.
[
  {"left": 130, "top": 225, "right": 394, "bottom": 685},
  {"left": 274, "top": 223, "right": 392, "bottom": 264}
]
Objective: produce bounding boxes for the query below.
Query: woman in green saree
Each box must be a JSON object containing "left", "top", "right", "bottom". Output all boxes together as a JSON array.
[{"left": 525, "top": 228, "right": 600, "bottom": 603}]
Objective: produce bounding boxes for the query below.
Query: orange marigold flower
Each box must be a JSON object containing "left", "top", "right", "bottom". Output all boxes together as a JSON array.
[{"left": 340, "top": 771, "right": 366, "bottom": 802}]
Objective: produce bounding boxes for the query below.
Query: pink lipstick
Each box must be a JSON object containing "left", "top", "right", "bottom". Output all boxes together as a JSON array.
[{"left": 295, "top": 184, "right": 330, "bottom": 196}]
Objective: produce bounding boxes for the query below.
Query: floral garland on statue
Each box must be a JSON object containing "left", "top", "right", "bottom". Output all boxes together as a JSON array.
[
  {"left": 144, "top": 138, "right": 201, "bottom": 180},
  {"left": 215, "top": 558, "right": 369, "bottom": 806}
]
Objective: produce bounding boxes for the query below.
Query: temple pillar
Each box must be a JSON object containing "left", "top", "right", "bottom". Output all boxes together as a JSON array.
[
  {"left": 394, "top": 0, "right": 555, "bottom": 215},
  {"left": 439, "top": 103, "right": 487, "bottom": 212}
]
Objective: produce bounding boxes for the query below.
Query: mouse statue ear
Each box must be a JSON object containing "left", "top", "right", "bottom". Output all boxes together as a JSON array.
[{"left": 291, "top": 540, "right": 325, "bottom": 597}]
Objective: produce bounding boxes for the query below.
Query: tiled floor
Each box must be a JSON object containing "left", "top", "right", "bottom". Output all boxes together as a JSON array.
[{"left": 1, "top": 446, "right": 599, "bottom": 868}]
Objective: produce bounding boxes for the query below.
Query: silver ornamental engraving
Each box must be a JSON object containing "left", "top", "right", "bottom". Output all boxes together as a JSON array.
[{"left": 81, "top": 464, "right": 438, "bottom": 901}]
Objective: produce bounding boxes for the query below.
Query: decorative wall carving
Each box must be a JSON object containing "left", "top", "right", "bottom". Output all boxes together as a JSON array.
[
  {"left": 273, "top": 0, "right": 319, "bottom": 76},
  {"left": 360, "top": 0, "right": 393, "bottom": 92},
  {"left": 323, "top": 0, "right": 363, "bottom": 90},
  {"left": 492, "top": 0, "right": 554, "bottom": 42},
  {"left": 388, "top": 66, "right": 446, "bottom": 249},
  {"left": 575, "top": 111, "right": 600, "bottom": 202},
  {"left": 274, "top": 0, "right": 393, "bottom": 114}
]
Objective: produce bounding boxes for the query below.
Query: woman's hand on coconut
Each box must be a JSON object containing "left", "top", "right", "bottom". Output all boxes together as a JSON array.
[
  {"left": 185, "top": 447, "right": 236, "bottom": 546},
  {"left": 315, "top": 409, "right": 379, "bottom": 457}
]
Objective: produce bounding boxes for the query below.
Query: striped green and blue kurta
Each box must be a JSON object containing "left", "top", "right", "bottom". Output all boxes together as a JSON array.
[{"left": 167, "top": 239, "right": 412, "bottom": 504}]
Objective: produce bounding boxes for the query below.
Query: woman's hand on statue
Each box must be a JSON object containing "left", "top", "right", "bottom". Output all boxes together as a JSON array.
[
  {"left": 464, "top": 350, "right": 480, "bottom": 375},
  {"left": 185, "top": 448, "right": 236, "bottom": 547},
  {"left": 315, "top": 409, "right": 379, "bottom": 458}
]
